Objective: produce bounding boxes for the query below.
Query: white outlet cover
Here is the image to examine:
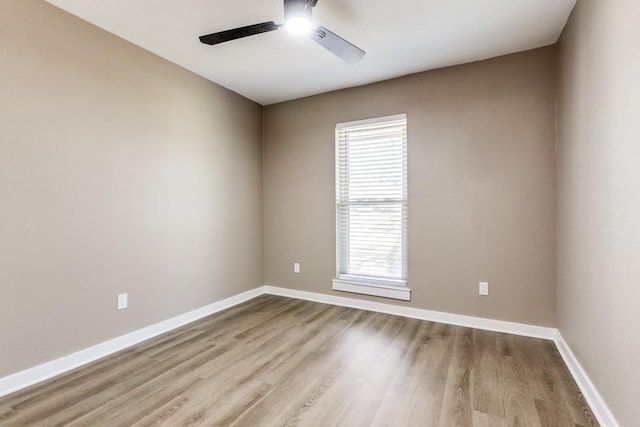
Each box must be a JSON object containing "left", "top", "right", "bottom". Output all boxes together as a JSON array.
[
  {"left": 479, "top": 282, "right": 489, "bottom": 296},
  {"left": 117, "top": 293, "right": 128, "bottom": 310},
  {"left": 294, "top": 263, "right": 301, "bottom": 274}
]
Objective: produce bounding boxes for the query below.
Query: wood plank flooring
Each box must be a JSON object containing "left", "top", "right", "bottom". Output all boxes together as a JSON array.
[{"left": 0, "top": 295, "right": 598, "bottom": 426}]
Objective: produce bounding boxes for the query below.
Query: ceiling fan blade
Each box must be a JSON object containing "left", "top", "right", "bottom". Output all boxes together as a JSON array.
[
  {"left": 199, "top": 21, "right": 279, "bottom": 46},
  {"left": 311, "top": 26, "right": 365, "bottom": 64}
]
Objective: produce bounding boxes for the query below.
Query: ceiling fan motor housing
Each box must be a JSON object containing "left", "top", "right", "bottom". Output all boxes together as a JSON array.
[{"left": 284, "top": 0, "right": 314, "bottom": 23}]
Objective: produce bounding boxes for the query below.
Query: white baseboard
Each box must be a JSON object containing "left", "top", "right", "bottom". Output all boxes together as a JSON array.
[
  {"left": 0, "top": 286, "right": 264, "bottom": 399},
  {"left": 264, "top": 285, "right": 556, "bottom": 339},
  {"left": 554, "top": 331, "right": 620, "bottom": 427},
  {"left": 1, "top": 283, "right": 619, "bottom": 427}
]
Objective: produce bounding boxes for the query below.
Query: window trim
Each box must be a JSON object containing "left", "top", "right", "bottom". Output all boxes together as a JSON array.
[
  {"left": 332, "top": 278, "right": 411, "bottom": 301},
  {"left": 334, "top": 113, "right": 409, "bottom": 301}
]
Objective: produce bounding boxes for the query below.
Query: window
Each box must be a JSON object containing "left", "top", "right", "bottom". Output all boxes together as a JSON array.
[{"left": 333, "top": 114, "right": 410, "bottom": 301}]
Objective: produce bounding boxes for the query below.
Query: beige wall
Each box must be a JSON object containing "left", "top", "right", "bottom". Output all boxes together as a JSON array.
[
  {"left": 0, "top": 0, "right": 263, "bottom": 377},
  {"left": 4, "top": 3, "right": 635, "bottom": 423},
  {"left": 557, "top": 1, "right": 640, "bottom": 425},
  {"left": 264, "top": 47, "right": 557, "bottom": 327}
]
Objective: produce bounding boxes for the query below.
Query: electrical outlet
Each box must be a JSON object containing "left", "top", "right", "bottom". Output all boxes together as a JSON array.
[
  {"left": 117, "top": 293, "right": 128, "bottom": 310},
  {"left": 479, "top": 282, "right": 489, "bottom": 296},
  {"left": 294, "top": 263, "right": 301, "bottom": 274}
]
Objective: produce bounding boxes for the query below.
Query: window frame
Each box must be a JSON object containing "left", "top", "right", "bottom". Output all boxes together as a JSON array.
[{"left": 332, "top": 113, "right": 410, "bottom": 301}]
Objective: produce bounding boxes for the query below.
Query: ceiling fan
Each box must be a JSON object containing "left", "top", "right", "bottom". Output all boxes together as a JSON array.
[{"left": 198, "top": 0, "right": 365, "bottom": 64}]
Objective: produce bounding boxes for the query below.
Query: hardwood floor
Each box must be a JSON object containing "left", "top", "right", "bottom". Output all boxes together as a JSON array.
[{"left": 0, "top": 295, "right": 598, "bottom": 426}]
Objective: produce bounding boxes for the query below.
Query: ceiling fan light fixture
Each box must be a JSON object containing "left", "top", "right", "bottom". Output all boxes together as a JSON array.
[
  {"left": 284, "top": 0, "right": 313, "bottom": 34},
  {"left": 286, "top": 16, "right": 312, "bottom": 34}
]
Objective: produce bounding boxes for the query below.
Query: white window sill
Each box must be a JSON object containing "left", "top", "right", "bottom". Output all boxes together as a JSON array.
[{"left": 332, "top": 278, "right": 411, "bottom": 301}]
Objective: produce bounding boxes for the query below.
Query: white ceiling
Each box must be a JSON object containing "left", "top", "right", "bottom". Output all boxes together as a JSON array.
[{"left": 45, "top": 0, "right": 576, "bottom": 105}]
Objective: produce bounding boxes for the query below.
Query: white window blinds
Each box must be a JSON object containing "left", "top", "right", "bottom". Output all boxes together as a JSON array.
[{"left": 336, "top": 114, "right": 408, "bottom": 285}]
